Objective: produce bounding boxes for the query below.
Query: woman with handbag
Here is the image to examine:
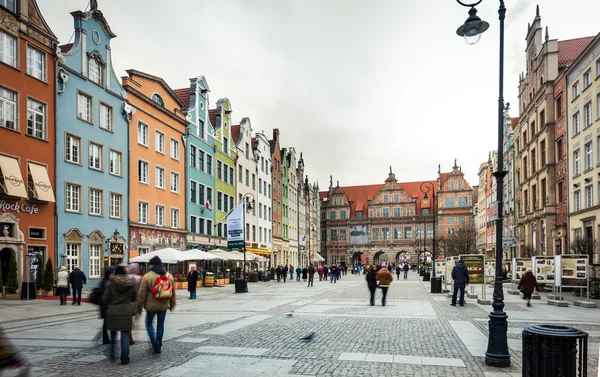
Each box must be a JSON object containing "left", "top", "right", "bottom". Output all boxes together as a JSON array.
[{"left": 518, "top": 268, "right": 539, "bottom": 307}]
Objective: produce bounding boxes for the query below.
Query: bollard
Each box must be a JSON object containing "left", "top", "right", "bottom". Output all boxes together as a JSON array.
[{"left": 522, "top": 325, "right": 588, "bottom": 377}]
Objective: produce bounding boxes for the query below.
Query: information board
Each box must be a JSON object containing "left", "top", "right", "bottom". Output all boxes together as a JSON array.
[
  {"left": 459, "top": 254, "right": 485, "bottom": 285},
  {"left": 557, "top": 255, "right": 588, "bottom": 287},
  {"left": 435, "top": 261, "right": 445, "bottom": 279},
  {"left": 484, "top": 261, "right": 495, "bottom": 282},
  {"left": 513, "top": 258, "right": 532, "bottom": 280},
  {"left": 445, "top": 257, "right": 456, "bottom": 285},
  {"left": 533, "top": 256, "right": 554, "bottom": 283}
]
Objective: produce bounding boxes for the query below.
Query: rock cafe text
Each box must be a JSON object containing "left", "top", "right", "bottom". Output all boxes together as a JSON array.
[{"left": 0, "top": 200, "right": 39, "bottom": 215}]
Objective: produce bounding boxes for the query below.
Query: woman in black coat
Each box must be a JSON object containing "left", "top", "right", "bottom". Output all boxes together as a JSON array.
[
  {"left": 187, "top": 267, "right": 199, "bottom": 299},
  {"left": 366, "top": 265, "right": 378, "bottom": 306},
  {"left": 96, "top": 266, "right": 115, "bottom": 344}
]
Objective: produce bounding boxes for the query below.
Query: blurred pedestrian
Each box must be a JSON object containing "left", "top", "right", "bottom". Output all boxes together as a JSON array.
[
  {"left": 395, "top": 265, "right": 401, "bottom": 280},
  {"left": 136, "top": 256, "right": 175, "bottom": 354},
  {"left": 296, "top": 266, "right": 302, "bottom": 282},
  {"left": 317, "top": 266, "right": 323, "bottom": 281},
  {"left": 302, "top": 266, "right": 308, "bottom": 281},
  {"left": 518, "top": 268, "right": 539, "bottom": 307},
  {"left": 187, "top": 266, "right": 199, "bottom": 299},
  {"left": 289, "top": 265, "right": 294, "bottom": 281},
  {"left": 376, "top": 265, "right": 393, "bottom": 306},
  {"left": 127, "top": 263, "right": 142, "bottom": 345},
  {"left": 56, "top": 266, "right": 70, "bottom": 306},
  {"left": 0, "top": 325, "right": 29, "bottom": 374},
  {"left": 403, "top": 263, "right": 409, "bottom": 279},
  {"left": 68, "top": 266, "right": 86, "bottom": 305},
  {"left": 307, "top": 264, "right": 315, "bottom": 287},
  {"left": 451, "top": 259, "right": 469, "bottom": 307},
  {"left": 104, "top": 265, "right": 136, "bottom": 365},
  {"left": 366, "top": 265, "right": 378, "bottom": 306}
]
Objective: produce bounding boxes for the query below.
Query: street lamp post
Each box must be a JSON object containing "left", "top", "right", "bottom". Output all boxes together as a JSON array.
[
  {"left": 455, "top": 0, "right": 510, "bottom": 367},
  {"left": 420, "top": 181, "right": 436, "bottom": 278}
]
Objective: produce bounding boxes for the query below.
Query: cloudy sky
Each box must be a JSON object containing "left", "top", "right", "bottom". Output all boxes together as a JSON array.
[{"left": 38, "top": 0, "right": 599, "bottom": 190}]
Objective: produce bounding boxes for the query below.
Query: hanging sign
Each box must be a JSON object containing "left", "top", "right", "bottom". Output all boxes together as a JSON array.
[{"left": 227, "top": 202, "right": 245, "bottom": 249}]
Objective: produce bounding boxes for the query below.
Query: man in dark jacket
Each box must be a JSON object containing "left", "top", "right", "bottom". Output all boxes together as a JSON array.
[
  {"left": 451, "top": 260, "right": 469, "bottom": 306},
  {"left": 187, "top": 267, "right": 199, "bottom": 299},
  {"left": 403, "top": 263, "right": 409, "bottom": 280},
  {"left": 69, "top": 266, "right": 87, "bottom": 305},
  {"left": 366, "top": 265, "right": 378, "bottom": 306},
  {"left": 282, "top": 265, "right": 288, "bottom": 283},
  {"left": 307, "top": 265, "right": 315, "bottom": 287}
]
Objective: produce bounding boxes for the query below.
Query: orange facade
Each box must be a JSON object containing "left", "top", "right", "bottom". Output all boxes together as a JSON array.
[
  {"left": 0, "top": 1, "right": 57, "bottom": 286},
  {"left": 122, "top": 70, "right": 188, "bottom": 257}
]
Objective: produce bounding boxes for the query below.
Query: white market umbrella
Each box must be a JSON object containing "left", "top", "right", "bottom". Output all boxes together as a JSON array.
[
  {"left": 312, "top": 253, "right": 325, "bottom": 262},
  {"left": 182, "top": 249, "right": 226, "bottom": 261},
  {"left": 206, "top": 249, "right": 246, "bottom": 261},
  {"left": 129, "top": 247, "right": 183, "bottom": 264}
]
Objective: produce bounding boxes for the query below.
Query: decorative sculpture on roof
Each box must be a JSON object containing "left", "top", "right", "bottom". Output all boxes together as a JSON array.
[
  {"left": 329, "top": 175, "right": 332, "bottom": 188},
  {"left": 389, "top": 166, "right": 392, "bottom": 175},
  {"left": 90, "top": 0, "right": 98, "bottom": 11}
]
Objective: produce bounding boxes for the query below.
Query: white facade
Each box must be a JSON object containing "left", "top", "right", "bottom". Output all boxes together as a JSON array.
[
  {"left": 253, "top": 131, "right": 273, "bottom": 258},
  {"left": 234, "top": 118, "right": 258, "bottom": 248},
  {"left": 287, "top": 148, "right": 299, "bottom": 265},
  {"left": 297, "top": 154, "right": 307, "bottom": 266}
]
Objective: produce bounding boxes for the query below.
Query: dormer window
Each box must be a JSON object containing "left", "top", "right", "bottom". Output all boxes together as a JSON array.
[
  {"left": 152, "top": 94, "right": 165, "bottom": 107},
  {"left": 88, "top": 58, "right": 103, "bottom": 85}
]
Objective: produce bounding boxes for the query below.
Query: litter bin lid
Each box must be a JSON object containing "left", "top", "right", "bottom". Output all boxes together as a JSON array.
[{"left": 523, "top": 325, "right": 588, "bottom": 339}]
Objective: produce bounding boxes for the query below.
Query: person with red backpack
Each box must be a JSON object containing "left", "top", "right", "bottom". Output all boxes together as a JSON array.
[{"left": 136, "top": 256, "right": 176, "bottom": 354}]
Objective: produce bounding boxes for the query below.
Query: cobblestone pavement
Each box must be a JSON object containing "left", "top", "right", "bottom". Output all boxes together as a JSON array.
[{"left": 1, "top": 272, "right": 598, "bottom": 377}]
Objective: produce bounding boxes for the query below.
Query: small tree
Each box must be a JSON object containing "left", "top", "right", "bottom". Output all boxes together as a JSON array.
[
  {"left": 43, "top": 258, "right": 54, "bottom": 292},
  {"left": 6, "top": 255, "right": 18, "bottom": 294},
  {"left": 0, "top": 260, "right": 3, "bottom": 286},
  {"left": 35, "top": 258, "right": 45, "bottom": 290}
]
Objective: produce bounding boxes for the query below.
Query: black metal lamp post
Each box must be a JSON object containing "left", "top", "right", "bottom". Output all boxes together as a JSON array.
[
  {"left": 455, "top": 0, "right": 510, "bottom": 368},
  {"left": 420, "top": 181, "right": 436, "bottom": 278}
]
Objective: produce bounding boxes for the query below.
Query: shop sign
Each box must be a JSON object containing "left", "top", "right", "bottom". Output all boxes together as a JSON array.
[
  {"left": 29, "top": 228, "right": 45, "bottom": 239},
  {"left": 0, "top": 200, "right": 39, "bottom": 215}
]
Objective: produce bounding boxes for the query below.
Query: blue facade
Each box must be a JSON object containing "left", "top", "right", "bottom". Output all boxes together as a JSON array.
[
  {"left": 55, "top": 5, "right": 129, "bottom": 283},
  {"left": 181, "top": 76, "right": 216, "bottom": 247}
]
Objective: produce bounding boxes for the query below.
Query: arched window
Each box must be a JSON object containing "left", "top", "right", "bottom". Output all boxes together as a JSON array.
[{"left": 152, "top": 93, "right": 165, "bottom": 107}]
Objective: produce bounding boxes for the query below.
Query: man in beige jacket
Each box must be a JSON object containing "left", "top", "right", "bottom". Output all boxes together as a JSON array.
[{"left": 136, "top": 256, "right": 176, "bottom": 354}]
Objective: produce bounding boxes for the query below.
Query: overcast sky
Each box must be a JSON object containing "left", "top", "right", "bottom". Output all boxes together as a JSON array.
[{"left": 38, "top": 0, "right": 599, "bottom": 190}]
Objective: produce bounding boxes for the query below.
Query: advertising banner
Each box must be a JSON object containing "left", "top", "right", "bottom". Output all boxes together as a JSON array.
[
  {"left": 513, "top": 258, "right": 532, "bottom": 280},
  {"left": 435, "top": 261, "right": 445, "bottom": 279},
  {"left": 484, "top": 261, "right": 495, "bottom": 282},
  {"left": 459, "top": 254, "right": 485, "bottom": 285},
  {"left": 533, "top": 256, "right": 555, "bottom": 283},
  {"left": 227, "top": 202, "right": 245, "bottom": 249},
  {"left": 349, "top": 225, "right": 368, "bottom": 245},
  {"left": 558, "top": 255, "right": 588, "bottom": 287},
  {"left": 445, "top": 257, "right": 456, "bottom": 284}
]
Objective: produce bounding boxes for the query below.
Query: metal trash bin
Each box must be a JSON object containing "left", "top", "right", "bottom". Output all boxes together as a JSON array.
[
  {"left": 522, "top": 325, "right": 588, "bottom": 377},
  {"left": 423, "top": 272, "right": 431, "bottom": 282},
  {"left": 235, "top": 278, "right": 248, "bottom": 293},
  {"left": 430, "top": 277, "right": 442, "bottom": 293}
]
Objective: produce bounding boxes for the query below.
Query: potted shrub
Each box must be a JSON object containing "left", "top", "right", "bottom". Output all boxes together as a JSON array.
[
  {"left": 5, "top": 255, "right": 19, "bottom": 299},
  {"left": 35, "top": 258, "right": 45, "bottom": 297},
  {"left": 42, "top": 259, "right": 54, "bottom": 296},
  {"left": 248, "top": 271, "right": 258, "bottom": 283},
  {"left": 176, "top": 276, "right": 187, "bottom": 290}
]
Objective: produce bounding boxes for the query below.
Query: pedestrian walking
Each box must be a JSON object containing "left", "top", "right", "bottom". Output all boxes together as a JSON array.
[
  {"left": 403, "top": 263, "right": 409, "bottom": 280},
  {"left": 127, "top": 263, "right": 142, "bottom": 345},
  {"left": 97, "top": 266, "right": 115, "bottom": 344},
  {"left": 302, "top": 267, "right": 308, "bottom": 281},
  {"left": 289, "top": 265, "right": 294, "bottom": 281},
  {"left": 323, "top": 265, "right": 329, "bottom": 281},
  {"left": 451, "top": 259, "right": 469, "bottom": 307},
  {"left": 68, "top": 265, "right": 86, "bottom": 305},
  {"left": 296, "top": 266, "right": 302, "bottom": 282},
  {"left": 276, "top": 266, "right": 282, "bottom": 282},
  {"left": 136, "top": 256, "right": 176, "bottom": 354},
  {"left": 376, "top": 265, "right": 393, "bottom": 306},
  {"left": 518, "top": 268, "right": 539, "bottom": 307},
  {"left": 104, "top": 265, "right": 136, "bottom": 365},
  {"left": 282, "top": 265, "right": 288, "bottom": 283},
  {"left": 395, "top": 265, "right": 401, "bottom": 280},
  {"left": 318, "top": 266, "right": 323, "bottom": 281},
  {"left": 187, "top": 266, "right": 199, "bottom": 299},
  {"left": 56, "top": 266, "right": 70, "bottom": 306},
  {"left": 307, "top": 264, "right": 315, "bottom": 287},
  {"left": 330, "top": 265, "right": 337, "bottom": 283},
  {"left": 366, "top": 265, "right": 378, "bottom": 306}
]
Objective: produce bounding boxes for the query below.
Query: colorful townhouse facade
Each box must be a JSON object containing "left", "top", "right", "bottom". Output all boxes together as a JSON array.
[
  {"left": 174, "top": 76, "right": 219, "bottom": 249},
  {"left": 210, "top": 99, "right": 237, "bottom": 241},
  {"left": 553, "top": 69, "right": 568, "bottom": 255},
  {"left": 0, "top": 0, "right": 57, "bottom": 289},
  {"left": 437, "top": 161, "right": 474, "bottom": 238},
  {"left": 270, "top": 129, "right": 283, "bottom": 266},
  {"left": 566, "top": 33, "right": 600, "bottom": 263},
  {"left": 55, "top": 2, "right": 129, "bottom": 276},
  {"left": 281, "top": 148, "right": 290, "bottom": 264},
  {"left": 122, "top": 70, "right": 188, "bottom": 257},
  {"left": 502, "top": 112, "right": 518, "bottom": 260},
  {"left": 254, "top": 131, "right": 273, "bottom": 257},
  {"left": 286, "top": 148, "right": 298, "bottom": 266}
]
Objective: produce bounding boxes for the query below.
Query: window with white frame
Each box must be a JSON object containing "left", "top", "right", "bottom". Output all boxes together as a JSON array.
[
  {"left": 151, "top": 93, "right": 164, "bottom": 107},
  {"left": 584, "top": 69, "right": 592, "bottom": 88},
  {"left": 89, "top": 188, "right": 102, "bottom": 216},
  {"left": 155, "top": 166, "right": 164, "bottom": 188},
  {"left": 0, "top": 87, "right": 16, "bottom": 130},
  {"left": 65, "top": 134, "right": 80, "bottom": 164},
  {"left": 573, "top": 112, "right": 580, "bottom": 135},
  {"left": 26, "top": 46, "right": 45, "bottom": 81},
  {"left": 585, "top": 185, "right": 593, "bottom": 208},
  {"left": 88, "top": 58, "right": 102, "bottom": 85},
  {"left": 109, "top": 150, "right": 121, "bottom": 176},
  {"left": 170, "top": 208, "right": 179, "bottom": 228},
  {"left": 77, "top": 92, "right": 92, "bottom": 122},
  {"left": 89, "top": 244, "right": 101, "bottom": 278},
  {"left": 89, "top": 142, "right": 102, "bottom": 170},
  {"left": 585, "top": 142, "right": 593, "bottom": 171},
  {"left": 574, "top": 190, "right": 581, "bottom": 212},
  {"left": 137, "top": 122, "right": 148, "bottom": 146},
  {"left": 27, "top": 99, "right": 45, "bottom": 139},
  {"left": 155, "top": 205, "right": 165, "bottom": 226},
  {"left": 65, "top": 183, "right": 81, "bottom": 212},
  {"left": 190, "top": 145, "right": 196, "bottom": 168},
  {"left": 597, "top": 94, "right": 600, "bottom": 120},
  {"left": 170, "top": 138, "right": 179, "bottom": 160},
  {"left": 198, "top": 150, "right": 205, "bottom": 172},
  {"left": 0, "top": 1, "right": 17, "bottom": 13},
  {"left": 584, "top": 102, "right": 592, "bottom": 127},
  {"left": 109, "top": 193, "right": 122, "bottom": 219},
  {"left": 170, "top": 171, "right": 179, "bottom": 193},
  {"left": 138, "top": 201, "right": 148, "bottom": 224},
  {"left": 190, "top": 180, "right": 197, "bottom": 203},
  {"left": 0, "top": 31, "right": 17, "bottom": 67},
  {"left": 100, "top": 104, "right": 112, "bottom": 131},
  {"left": 66, "top": 243, "right": 79, "bottom": 272},
  {"left": 597, "top": 59, "right": 600, "bottom": 78},
  {"left": 138, "top": 160, "right": 148, "bottom": 183},
  {"left": 574, "top": 149, "right": 581, "bottom": 176},
  {"left": 155, "top": 130, "right": 164, "bottom": 153},
  {"left": 138, "top": 247, "right": 149, "bottom": 255},
  {"left": 572, "top": 81, "right": 580, "bottom": 98}
]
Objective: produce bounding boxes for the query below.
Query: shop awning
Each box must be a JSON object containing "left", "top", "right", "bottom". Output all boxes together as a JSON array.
[
  {"left": 28, "top": 162, "right": 55, "bottom": 202},
  {"left": 0, "top": 155, "right": 28, "bottom": 198},
  {"left": 245, "top": 248, "right": 271, "bottom": 256}
]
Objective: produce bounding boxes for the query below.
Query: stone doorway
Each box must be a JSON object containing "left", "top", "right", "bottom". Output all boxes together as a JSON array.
[{"left": 1, "top": 248, "right": 12, "bottom": 286}]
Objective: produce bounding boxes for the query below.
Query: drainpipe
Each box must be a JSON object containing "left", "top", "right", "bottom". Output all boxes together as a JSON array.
[
  {"left": 54, "top": 44, "right": 60, "bottom": 271},
  {"left": 183, "top": 129, "right": 189, "bottom": 249}
]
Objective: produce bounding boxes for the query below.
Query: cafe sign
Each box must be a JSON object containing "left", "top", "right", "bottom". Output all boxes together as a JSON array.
[{"left": 0, "top": 200, "right": 39, "bottom": 215}]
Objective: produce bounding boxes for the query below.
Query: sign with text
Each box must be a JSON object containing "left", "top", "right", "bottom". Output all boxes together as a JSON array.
[
  {"left": 227, "top": 202, "right": 245, "bottom": 249},
  {"left": 349, "top": 225, "right": 368, "bottom": 245},
  {"left": 533, "top": 256, "right": 554, "bottom": 283},
  {"left": 0, "top": 200, "right": 39, "bottom": 215},
  {"left": 513, "top": 258, "right": 532, "bottom": 281},
  {"left": 556, "top": 255, "right": 588, "bottom": 287},
  {"left": 459, "top": 254, "right": 485, "bottom": 285}
]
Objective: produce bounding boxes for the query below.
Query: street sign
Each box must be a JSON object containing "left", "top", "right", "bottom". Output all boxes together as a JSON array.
[
  {"left": 489, "top": 202, "right": 498, "bottom": 221},
  {"left": 503, "top": 237, "right": 515, "bottom": 245}
]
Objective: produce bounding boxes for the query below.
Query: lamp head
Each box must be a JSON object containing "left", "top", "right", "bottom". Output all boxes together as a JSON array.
[{"left": 456, "top": 7, "right": 489, "bottom": 45}]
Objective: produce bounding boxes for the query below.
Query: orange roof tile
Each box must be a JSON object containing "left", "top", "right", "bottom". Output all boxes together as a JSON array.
[
  {"left": 173, "top": 88, "right": 190, "bottom": 111},
  {"left": 439, "top": 173, "right": 449, "bottom": 187},
  {"left": 510, "top": 117, "right": 519, "bottom": 130},
  {"left": 209, "top": 109, "right": 217, "bottom": 128},
  {"left": 558, "top": 37, "right": 594, "bottom": 68},
  {"left": 231, "top": 125, "right": 241, "bottom": 144}
]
